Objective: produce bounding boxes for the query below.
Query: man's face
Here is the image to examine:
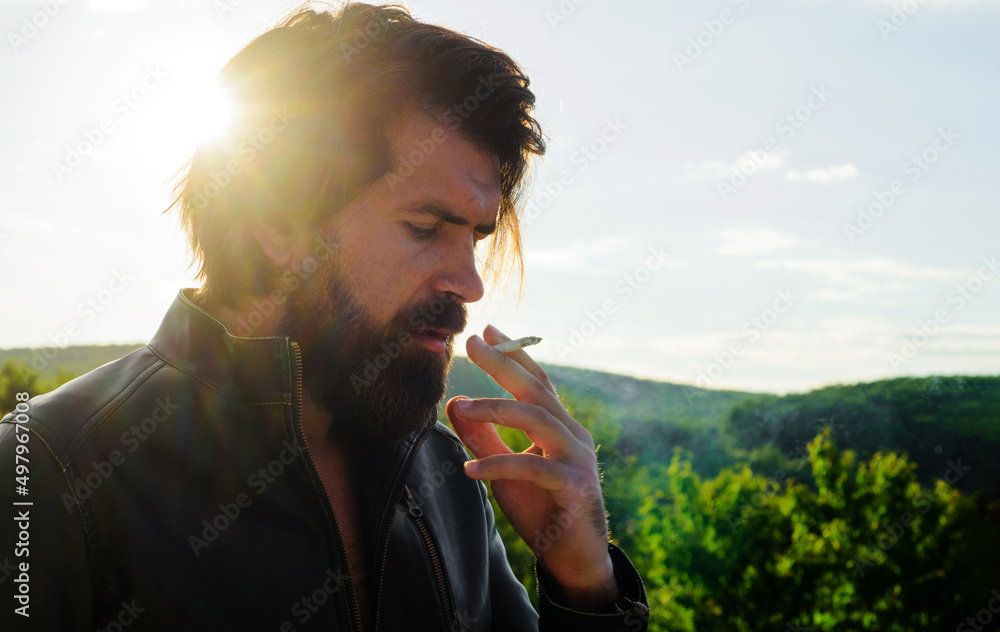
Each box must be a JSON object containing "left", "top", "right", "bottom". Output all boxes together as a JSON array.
[{"left": 280, "top": 113, "right": 500, "bottom": 448}]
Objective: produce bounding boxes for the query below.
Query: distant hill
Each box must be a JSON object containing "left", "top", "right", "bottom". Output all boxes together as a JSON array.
[
  {"left": 0, "top": 344, "right": 146, "bottom": 380},
  {"left": 9, "top": 345, "right": 995, "bottom": 498},
  {"left": 443, "top": 360, "right": 753, "bottom": 429},
  {"left": 1, "top": 343, "right": 754, "bottom": 433},
  {"left": 726, "top": 375, "right": 1000, "bottom": 497}
]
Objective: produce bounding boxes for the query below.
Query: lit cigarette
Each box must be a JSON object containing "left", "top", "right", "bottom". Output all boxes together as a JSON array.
[{"left": 491, "top": 336, "right": 542, "bottom": 353}]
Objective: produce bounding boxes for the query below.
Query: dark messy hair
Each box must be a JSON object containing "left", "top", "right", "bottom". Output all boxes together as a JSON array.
[{"left": 165, "top": 2, "right": 545, "bottom": 309}]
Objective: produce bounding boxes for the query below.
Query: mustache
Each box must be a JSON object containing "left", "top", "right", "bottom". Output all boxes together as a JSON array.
[{"left": 400, "top": 293, "right": 467, "bottom": 335}]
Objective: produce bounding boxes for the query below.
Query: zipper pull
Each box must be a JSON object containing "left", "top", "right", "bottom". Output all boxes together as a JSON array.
[{"left": 403, "top": 485, "right": 423, "bottom": 517}]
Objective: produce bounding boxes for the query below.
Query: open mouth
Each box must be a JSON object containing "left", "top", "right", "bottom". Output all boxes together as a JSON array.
[{"left": 414, "top": 327, "right": 451, "bottom": 340}]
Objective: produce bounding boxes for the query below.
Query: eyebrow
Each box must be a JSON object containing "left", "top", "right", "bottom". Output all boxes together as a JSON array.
[{"left": 405, "top": 204, "right": 497, "bottom": 236}]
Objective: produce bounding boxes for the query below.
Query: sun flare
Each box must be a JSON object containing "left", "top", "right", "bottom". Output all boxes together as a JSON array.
[{"left": 182, "top": 82, "right": 232, "bottom": 144}]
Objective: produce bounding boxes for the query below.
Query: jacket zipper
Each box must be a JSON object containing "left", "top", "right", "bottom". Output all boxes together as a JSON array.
[
  {"left": 372, "top": 424, "right": 434, "bottom": 631},
  {"left": 290, "top": 341, "right": 365, "bottom": 632},
  {"left": 403, "top": 484, "right": 457, "bottom": 631}
]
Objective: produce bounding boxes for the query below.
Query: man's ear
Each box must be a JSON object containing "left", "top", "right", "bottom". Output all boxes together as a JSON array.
[{"left": 249, "top": 220, "right": 296, "bottom": 267}]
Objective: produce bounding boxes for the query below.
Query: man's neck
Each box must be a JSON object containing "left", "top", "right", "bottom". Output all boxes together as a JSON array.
[{"left": 301, "top": 394, "right": 362, "bottom": 482}]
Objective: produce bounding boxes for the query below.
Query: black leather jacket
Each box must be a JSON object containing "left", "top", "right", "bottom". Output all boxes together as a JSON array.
[{"left": 0, "top": 289, "right": 649, "bottom": 631}]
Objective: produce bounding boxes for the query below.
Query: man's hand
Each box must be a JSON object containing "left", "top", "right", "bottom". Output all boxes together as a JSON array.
[{"left": 444, "top": 324, "right": 619, "bottom": 612}]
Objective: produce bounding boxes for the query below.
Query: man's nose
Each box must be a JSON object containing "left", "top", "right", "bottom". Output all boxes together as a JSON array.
[{"left": 434, "top": 239, "right": 485, "bottom": 305}]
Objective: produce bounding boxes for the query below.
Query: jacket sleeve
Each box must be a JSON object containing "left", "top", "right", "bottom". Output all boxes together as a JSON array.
[
  {"left": 0, "top": 414, "right": 95, "bottom": 631},
  {"left": 535, "top": 541, "right": 650, "bottom": 631},
  {"left": 481, "top": 479, "right": 543, "bottom": 630},
  {"left": 478, "top": 472, "right": 651, "bottom": 631}
]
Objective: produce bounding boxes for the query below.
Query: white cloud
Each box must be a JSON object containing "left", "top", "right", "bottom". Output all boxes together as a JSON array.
[
  {"left": 525, "top": 235, "right": 684, "bottom": 271},
  {"left": 526, "top": 244, "right": 587, "bottom": 270},
  {"left": 716, "top": 229, "right": 797, "bottom": 255},
  {"left": 758, "top": 256, "right": 950, "bottom": 280},
  {"left": 728, "top": 149, "right": 786, "bottom": 174},
  {"left": 875, "top": 0, "right": 989, "bottom": 4},
  {"left": 685, "top": 149, "right": 787, "bottom": 182},
  {"left": 682, "top": 160, "right": 729, "bottom": 181},
  {"left": 757, "top": 256, "right": 953, "bottom": 302},
  {"left": 88, "top": 0, "right": 147, "bottom": 11},
  {"left": 592, "top": 236, "right": 625, "bottom": 255},
  {"left": 786, "top": 164, "right": 859, "bottom": 183}
]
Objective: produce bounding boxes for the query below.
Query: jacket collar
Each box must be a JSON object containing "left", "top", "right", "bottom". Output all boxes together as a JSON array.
[
  {"left": 148, "top": 288, "right": 436, "bottom": 551},
  {"left": 148, "top": 288, "right": 293, "bottom": 405}
]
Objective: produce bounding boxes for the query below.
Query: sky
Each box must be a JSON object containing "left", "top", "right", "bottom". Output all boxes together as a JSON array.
[{"left": 1, "top": 0, "right": 998, "bottom": 395}]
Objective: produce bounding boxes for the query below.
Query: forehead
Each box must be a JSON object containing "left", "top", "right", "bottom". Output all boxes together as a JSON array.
[{"left": 382, "top": 114, "right": 501, "bottom": 213}]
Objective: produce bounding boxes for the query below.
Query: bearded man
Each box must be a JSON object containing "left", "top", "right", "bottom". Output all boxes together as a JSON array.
[{"left": 0, "top": 4, "right": 649, "bottom": 630}]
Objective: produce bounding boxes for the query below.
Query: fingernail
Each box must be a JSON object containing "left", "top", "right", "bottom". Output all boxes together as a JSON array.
[
  {"left": 464, "top": 460, "right": 479, "bottom": 474},
  {"left": 456, "top": 399, "right": 471, "bottom": 411},
  {"left": 486, "top": 323, "right": 506, "bottom": 338}
]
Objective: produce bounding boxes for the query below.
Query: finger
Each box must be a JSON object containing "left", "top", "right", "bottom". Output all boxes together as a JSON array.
[
  {"left": 483, "top": 323, "right": 557, "bottom": 396},
  {"left": 445, "top": 396, "right": 512, "bottom": 458},
  {"left": 464, "top": 453, "right": 570, "bottom": 492},
  {"left": 466, "top": 333, "right": 591, "bottom": 444},
  {"left": 449, "top": 398, "right": 578, "bottom": 457}
]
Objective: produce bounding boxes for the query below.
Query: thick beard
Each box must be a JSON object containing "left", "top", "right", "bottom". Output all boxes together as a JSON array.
[{"left": 278, "top": 252, "right": 467, "bottom": 451}]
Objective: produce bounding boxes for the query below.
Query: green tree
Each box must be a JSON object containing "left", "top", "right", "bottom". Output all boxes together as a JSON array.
[
  {"left": 0, "top": 360, "right": 41, "bottom": 415},
  {"left": 0, "top": 360, "right": 76, "bottom": 415},
  {"left": 625, "top": 429, "right": 998, "bottom": 632}
]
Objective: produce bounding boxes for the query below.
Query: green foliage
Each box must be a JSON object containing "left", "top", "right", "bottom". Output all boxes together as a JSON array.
[
  {"left": 724, "top": 376, "right": 1000, "bottom": 496},
  {"left": 621, "top": 430, "right": 1000, "bottom": 631},
  {"left": 482, "top": 387, "right": 1000, "bottom": 632},
  {"left": 0, "top": 359, "right": 75, "bottom": 415},
  {"left": 0, "top": 344, "right": 143, "bottom": 382}
]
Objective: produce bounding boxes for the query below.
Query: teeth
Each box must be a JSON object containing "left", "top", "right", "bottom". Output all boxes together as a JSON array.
[{"left": 415, "top": 328, "right": 447, "bottom": 339}]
